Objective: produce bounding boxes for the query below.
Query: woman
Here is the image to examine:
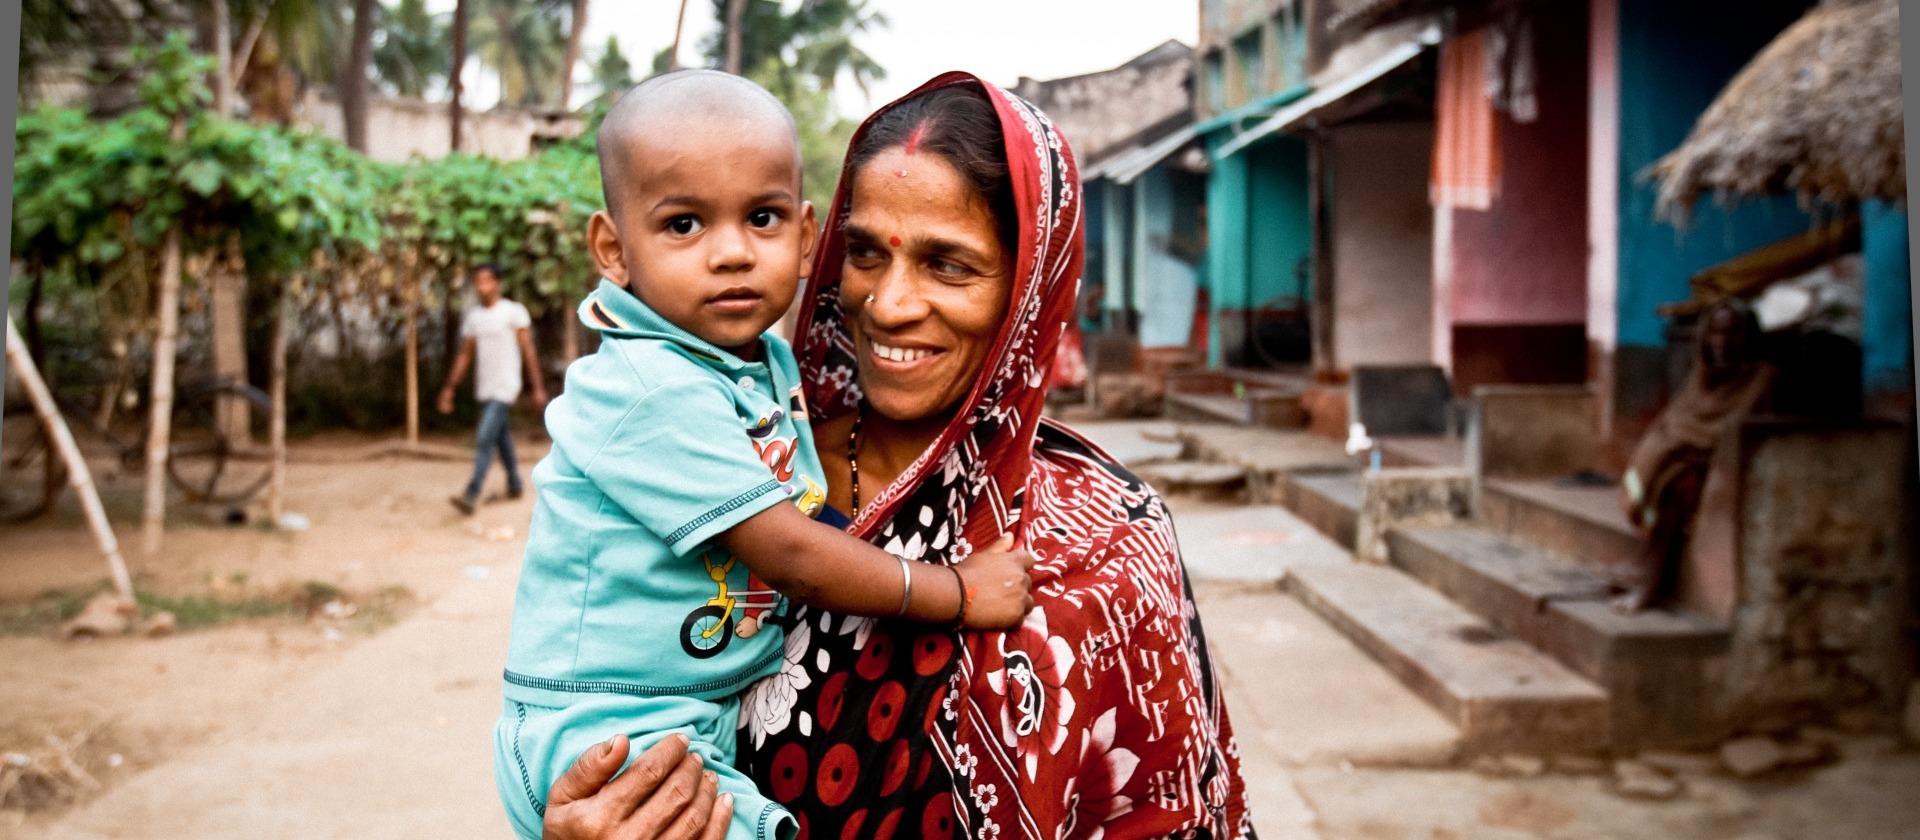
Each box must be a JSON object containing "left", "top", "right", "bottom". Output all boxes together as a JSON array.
[
  {"left": 1613, "top": 300, "right": 1774, "bottom": 612},
  {"left": 549, "top": 73, "right": 1252, "bottom": 840}
]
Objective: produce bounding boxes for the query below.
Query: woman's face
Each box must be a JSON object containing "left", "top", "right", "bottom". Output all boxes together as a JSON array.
[{"left": 840, "top": 145, "right": 1012, "bottom": 424}]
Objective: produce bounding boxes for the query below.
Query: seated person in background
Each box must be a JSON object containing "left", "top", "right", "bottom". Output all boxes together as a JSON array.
[{"left": 1613, "top": 300, "right": 1775, "bottom": 612}]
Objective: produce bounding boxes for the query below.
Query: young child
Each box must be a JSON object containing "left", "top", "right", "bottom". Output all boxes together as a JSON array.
[{"left": 492, "top": 70, "right": 1036, "bottom": 840}]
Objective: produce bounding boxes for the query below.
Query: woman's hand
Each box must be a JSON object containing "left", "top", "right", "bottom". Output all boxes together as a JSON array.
[
  {"left": 543, "top": 733, "right": 733, "bottom": 840},
  {"left": 954, "top": 533, "right": 1037, "bottom": 629}
]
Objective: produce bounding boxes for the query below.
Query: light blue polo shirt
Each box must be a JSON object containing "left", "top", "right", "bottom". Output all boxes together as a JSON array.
[{"left": 495, "top": 279, "right": 822, "bottom": 840}]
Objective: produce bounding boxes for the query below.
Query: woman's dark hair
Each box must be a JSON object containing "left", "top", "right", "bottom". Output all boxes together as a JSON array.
[{"left": 847, "top": 84, "right": 1018, "bottom": 253}]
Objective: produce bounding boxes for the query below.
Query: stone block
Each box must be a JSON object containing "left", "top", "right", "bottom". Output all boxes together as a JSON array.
[
  {"left": 1351, "top": 365, "right": 1452, "bottom": 436},
  {"left": 1355, "top": 468, "right": 1472, "bottom": 563},
  {"left": 1470, "top": 385, "right": 1601, "bottom": 479}
]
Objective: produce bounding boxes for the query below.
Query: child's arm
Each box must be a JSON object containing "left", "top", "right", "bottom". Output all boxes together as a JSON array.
[{"left": 714, "top": 503, "right": 1034, "bottom": 628}]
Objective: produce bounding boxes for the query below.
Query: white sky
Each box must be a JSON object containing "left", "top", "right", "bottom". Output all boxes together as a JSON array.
[{"left": 428, "top": 1, "right": 1198, "bottom": 117}]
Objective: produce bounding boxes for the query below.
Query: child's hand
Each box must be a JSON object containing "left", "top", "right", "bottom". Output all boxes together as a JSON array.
[{"left": 953, "top": 533, "right": 1036, "bottom": 629}]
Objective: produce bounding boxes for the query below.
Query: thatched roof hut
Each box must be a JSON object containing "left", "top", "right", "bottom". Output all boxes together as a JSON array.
[{"left": 1651, "top": 0, "right": 1905, "bottom": 224}]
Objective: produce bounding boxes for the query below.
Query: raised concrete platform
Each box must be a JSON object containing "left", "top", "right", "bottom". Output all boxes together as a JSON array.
[
  {"left": 1281, "top": 471, "right": 1363, "bottom": 551},
  {"left": 1285, "top": 563, "right": 1611, "bottom": 755},
  {"left": 1135, "top": 460, "right": 1248, "bottom": 499},
  {"left": 1480, "top": 479, "right": 1640, "bottom": 574},
  {"left": 1387, "top": 525, "right": 1730, "bottom": 748},
  {"left": 1166, "top": 392, "right": 1252, "bottom": 425}
]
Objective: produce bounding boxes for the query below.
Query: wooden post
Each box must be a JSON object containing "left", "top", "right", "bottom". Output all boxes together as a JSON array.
[
  {"left": 7, "top": 316, "right": 135, "bottom": 602},
  {"left": 211, "top": 233, "right": 251, "bottom": 445},
  {"left": 142, "top": 215, "right": 184, "bottom": 556},
  {"left": 1308, "top": 132, "right": 1336, "bottom": 375},
  {"left": 451, "top": 0, "right": 468, "bottom": 153},
  {"left": 405, "top": 281, "right": 421, "bottom": 447},
  {"left": 267, "top": 302, "right": 288, "bottom": 522},
  {"left": 211, "top": 0, "right": 232, "bottom": 117}
]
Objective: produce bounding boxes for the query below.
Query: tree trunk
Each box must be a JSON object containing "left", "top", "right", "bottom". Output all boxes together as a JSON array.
[
  {"left": 342, "top": 0, "right": 376, "bottom": 152},
  {"left": 7, "top": 316, "right": 135, "bottom": 602},
  {"left": 724, "top": 0, "right": 747, "bottom": 74},
  {"left": 142, "top": 216, "right": 185, "bottom": 556},
  {"left": 668, "top": 0, "right": 690, "bottom": 71},
  {"left": 210, "top": 233, "right": 251, "bottom": 445},
  {"left": 267, "top": 301, "right": 288, "bottom": 522},
  {"left": 212, "top": 0, "right": 232, "bottom": 117},
  {"left": 231, "top": 5, "right": 271, "bottom": 109},
  {"left": 405, "top": 281, "right": 420, "bottom": 447},
  {"left": 451, "top": 0, "right": 468, "bottom": 153},
  {"left": 560, "top": 0, "right": 589, "bottom": 109}
]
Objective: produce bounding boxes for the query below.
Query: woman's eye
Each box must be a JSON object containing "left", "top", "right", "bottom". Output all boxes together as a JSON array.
[
  {"left": 929, "top": 258, "right": 970, "bottom": 278},
  {"left": 747, "top": 208, "right": 781, "bottom": 229},
  {"left": 665, "top": 215, "right": 703, "bottom": 235}
]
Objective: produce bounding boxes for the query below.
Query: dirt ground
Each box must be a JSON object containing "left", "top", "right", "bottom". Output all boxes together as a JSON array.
[{"left": 0, "top": 433, "right": 541, "bottom": 837}]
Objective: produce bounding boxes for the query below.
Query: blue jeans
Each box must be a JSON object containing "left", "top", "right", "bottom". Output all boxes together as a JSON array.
[{"left": 464, "top": 400, "right": 521, "bottom": 500}]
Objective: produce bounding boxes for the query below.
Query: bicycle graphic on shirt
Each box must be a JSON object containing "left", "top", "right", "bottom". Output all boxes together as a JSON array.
[{"left": 681, "top": 551, "right": 787, "bottom": 659}]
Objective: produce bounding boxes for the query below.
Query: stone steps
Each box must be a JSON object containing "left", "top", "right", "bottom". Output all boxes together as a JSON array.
[
  {"left": 1386, "top": 525, "right": 1729, "bottom": 749},
  {"left": 1285, "top": 563, "right": 1611, "bottom": 755},
  {"left": 1279, "top": 470, "right": 1362, "bottom": 551},
  {"left": 1478, "top": 478, "right": 1641, "bottom": 575}
]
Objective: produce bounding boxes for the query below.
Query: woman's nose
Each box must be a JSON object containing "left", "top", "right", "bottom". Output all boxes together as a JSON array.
[
  {"left": 864, "top": 266, "right": 929, "bottom": 325},
  {"left": 707, "top": 224, "right": 756, "bottom": 273}
]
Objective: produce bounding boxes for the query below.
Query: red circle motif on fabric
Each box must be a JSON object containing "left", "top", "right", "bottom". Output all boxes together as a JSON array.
[
  {"left": 770, "top": 741, "right": 809, "bottom": 803},
  {"left": 838, "top": 808, "right": 868, "bottom": 840},
  {"left": 874, "top": 807, "right": 904, "bottom": 840},
  {"left": 920, "top": 792, "right": 956, "bottom": 840},
  {"left": 818, "top": 671, "right": 849, "bottom": 731},
  {"left": 856, "top": 634, "right": 894, "bottom": 680},
  {"left": 913, "top": 633, "right": 953, "bottom": 676},
  {"left": 879, "top": 738, "right": 912, "bottom": 797},
  {"left": 816, "top": 743, "right": 861, "bottom": 807},
  {"left": 867, "top": 680, "right": 907, "bottom": 741}
]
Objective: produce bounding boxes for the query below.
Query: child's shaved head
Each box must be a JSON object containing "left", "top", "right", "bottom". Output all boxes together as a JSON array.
[{"left": 596, "top": 70, "right": 802, "bottom": 221}]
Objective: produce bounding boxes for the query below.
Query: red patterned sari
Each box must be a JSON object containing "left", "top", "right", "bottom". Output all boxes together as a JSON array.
[{"left": 736, "top": 73, "right": 1253, "bottom": 840}]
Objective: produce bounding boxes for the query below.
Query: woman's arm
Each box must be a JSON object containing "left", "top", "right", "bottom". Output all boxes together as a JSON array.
[
  {"left": 543, "top": 734, "right": 731, "bottom": 840},
  {"left": 714, "top": 502, "right": 1034, "bottom": 628}
]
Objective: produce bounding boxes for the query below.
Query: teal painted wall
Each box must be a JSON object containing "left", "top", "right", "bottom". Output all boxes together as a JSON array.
[
  {"left": 1615, "top": 0, "right": 1816, "bottom": 350},
  {"left": 1099, "top": 180, "right": 1133, "bottom": 327},
  {"left": 1244, "top": 136, "right": 1312, "bottom": 310},
  {"left": 1133, "top": 167, "right": 1200, "bottom": 349},
  {"left": 1862, "top": 199, "right": 1914, "bottom": 393},
  {"left": 1206, "top": 134, "right": 1251, "bottom": 308}
]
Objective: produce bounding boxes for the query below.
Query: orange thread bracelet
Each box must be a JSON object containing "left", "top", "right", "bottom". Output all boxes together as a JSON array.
[{"left": 947, "top": 565, "right": 974, "bottom": 628}]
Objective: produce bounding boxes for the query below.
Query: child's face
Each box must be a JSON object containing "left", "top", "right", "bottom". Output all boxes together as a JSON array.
[{"left": 588, "top": 116, "right": 817, "bottom": 357}]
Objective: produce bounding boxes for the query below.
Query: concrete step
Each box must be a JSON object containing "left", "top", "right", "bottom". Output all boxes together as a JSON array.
[
  {"left": 1387, "top": 524, "right": 1730, "bottom": 749},
  {"left": 1165, "top": 392, "right": 1251, "bottom": 425},
  {"left": 1135, "top": 460, "right": 1248, "bottom": 498},
  {"left": 1285, "top": 563, "right": 1611, "bottom": 755},
  {"left": 1478, "top": 478, "right": 1641, "bottom": 574},
  {"left": 1281, "top": 470, "right": 1362, "bottom": 550}
]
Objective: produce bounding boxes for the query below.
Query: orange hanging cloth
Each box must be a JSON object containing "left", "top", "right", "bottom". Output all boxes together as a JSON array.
[{"left": 1432, "top": 26, "right": 1501, "bottom": 209}]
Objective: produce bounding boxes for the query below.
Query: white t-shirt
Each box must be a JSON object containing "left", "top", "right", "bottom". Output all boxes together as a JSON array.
[{"left": 461, "top": 299, "right": 533, "bottom": 404}]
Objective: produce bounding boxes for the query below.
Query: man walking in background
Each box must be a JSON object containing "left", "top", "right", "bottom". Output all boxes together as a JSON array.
[{"left": 438, "top": 263, "right": 547, "bottom": 515}]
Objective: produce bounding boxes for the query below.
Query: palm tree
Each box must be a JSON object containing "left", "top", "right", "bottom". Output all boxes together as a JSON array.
[
  {"left": 372, "top": 0, "right": 448, "bottom": 98},
  {"left": 559, "top": 0, "right": 589, "bottom": 110},
  {"left": 593, "top": 35, "right": 634, "bottom": 98},
  {"left": 468, "top": 0, "right": 568, "bottom": 107},
  {"left": 791, "top": 0, "right": 887, "bottom": 98},
  {"left": 342, "top": 0, "right": 376, "bottom": 151}
]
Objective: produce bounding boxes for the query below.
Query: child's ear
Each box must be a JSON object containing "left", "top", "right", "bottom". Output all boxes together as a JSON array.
[
  {"left": 798, "top": 201, "right": 819, "bottom": 276},
  {"left": 587, "top": 210, "right": 628, "bottom": 286}
]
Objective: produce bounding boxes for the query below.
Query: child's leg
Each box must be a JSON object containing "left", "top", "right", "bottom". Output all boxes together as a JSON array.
[{"left": 495, "top": 694, "right": 794, "bottom": 840}]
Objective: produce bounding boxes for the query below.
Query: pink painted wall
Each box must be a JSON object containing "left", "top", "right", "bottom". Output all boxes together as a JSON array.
[{"left": 1444, "top": 2, "right": 1591, "bottom": 326}]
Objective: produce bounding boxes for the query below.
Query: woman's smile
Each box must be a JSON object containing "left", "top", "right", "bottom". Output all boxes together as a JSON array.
[{"left": 867, "top": 338, "right": 940, "bottom": 366}]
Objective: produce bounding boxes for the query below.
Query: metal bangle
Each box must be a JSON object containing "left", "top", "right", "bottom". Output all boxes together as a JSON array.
[{"left": 895, "top": 555, "right": 913, "bottom": 618}]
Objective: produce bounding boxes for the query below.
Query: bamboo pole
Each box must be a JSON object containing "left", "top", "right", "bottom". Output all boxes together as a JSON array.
[
  {"left": 141, "top": 218, "right": 184, "bottom": 556},
  {"left": 405, "top": 284, "right": 420, "bottom": 447},
  {"left": 7, "top": 316, "right": 135, "bottom": 602},
  {"left": 267, "top": 303, "right": 288, "bottom": 522}
]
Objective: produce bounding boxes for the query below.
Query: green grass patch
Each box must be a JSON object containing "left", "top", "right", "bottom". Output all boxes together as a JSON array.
[{"left": 0, "top": 578, "right": 415, "bottom": 635}]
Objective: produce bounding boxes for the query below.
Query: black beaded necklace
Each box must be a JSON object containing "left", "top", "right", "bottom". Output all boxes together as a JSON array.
[{"left": 847, "top": 407, "right": 863, "bottom": 517}]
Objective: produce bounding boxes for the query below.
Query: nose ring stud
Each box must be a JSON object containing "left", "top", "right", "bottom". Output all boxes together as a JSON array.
[{"left": 864, "top": 294, "right": 875, "bottom": 305}]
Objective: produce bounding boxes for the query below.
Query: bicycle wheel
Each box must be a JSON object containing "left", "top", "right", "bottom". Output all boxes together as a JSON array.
[
  {"left": 165, "top": 380, "right": 273, "bottom": 505},
  {"left": 0, "top": 404, "right": 64, "bottom": 522}
]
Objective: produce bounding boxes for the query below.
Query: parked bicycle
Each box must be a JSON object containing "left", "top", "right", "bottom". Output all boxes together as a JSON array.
[{"left": 1, "top": 378, "right": 274, "bottom": 522}]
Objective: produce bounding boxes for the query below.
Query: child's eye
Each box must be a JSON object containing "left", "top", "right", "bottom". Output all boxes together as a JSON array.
[
  {"left": 747, "top": 208, "right": 782, "bottom": 229},
  {"left": 665, "top": 215, "right": 703, "bottom": 235}
]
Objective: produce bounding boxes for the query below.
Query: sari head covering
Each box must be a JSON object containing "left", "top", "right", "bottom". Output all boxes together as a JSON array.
[{"left": 741, "top": 72, "right": 1252, "bottom": 840}]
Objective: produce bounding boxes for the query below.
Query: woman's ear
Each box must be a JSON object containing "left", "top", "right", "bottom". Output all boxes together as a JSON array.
[
  {"left": 798, "top": 201, "right": 820, "bottom": 275},
  {"left": 587, "top": 211, "right": 629, "bottom": 286}
]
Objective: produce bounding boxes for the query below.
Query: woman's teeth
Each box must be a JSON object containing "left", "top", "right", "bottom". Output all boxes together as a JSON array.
[{"left": 873, "top": 343, "right": 931, "bottom": 363}]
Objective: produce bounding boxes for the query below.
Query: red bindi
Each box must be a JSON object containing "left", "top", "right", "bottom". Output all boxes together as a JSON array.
[{"left": 888, "top": 236, "right": 902, "bottom": 247}]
